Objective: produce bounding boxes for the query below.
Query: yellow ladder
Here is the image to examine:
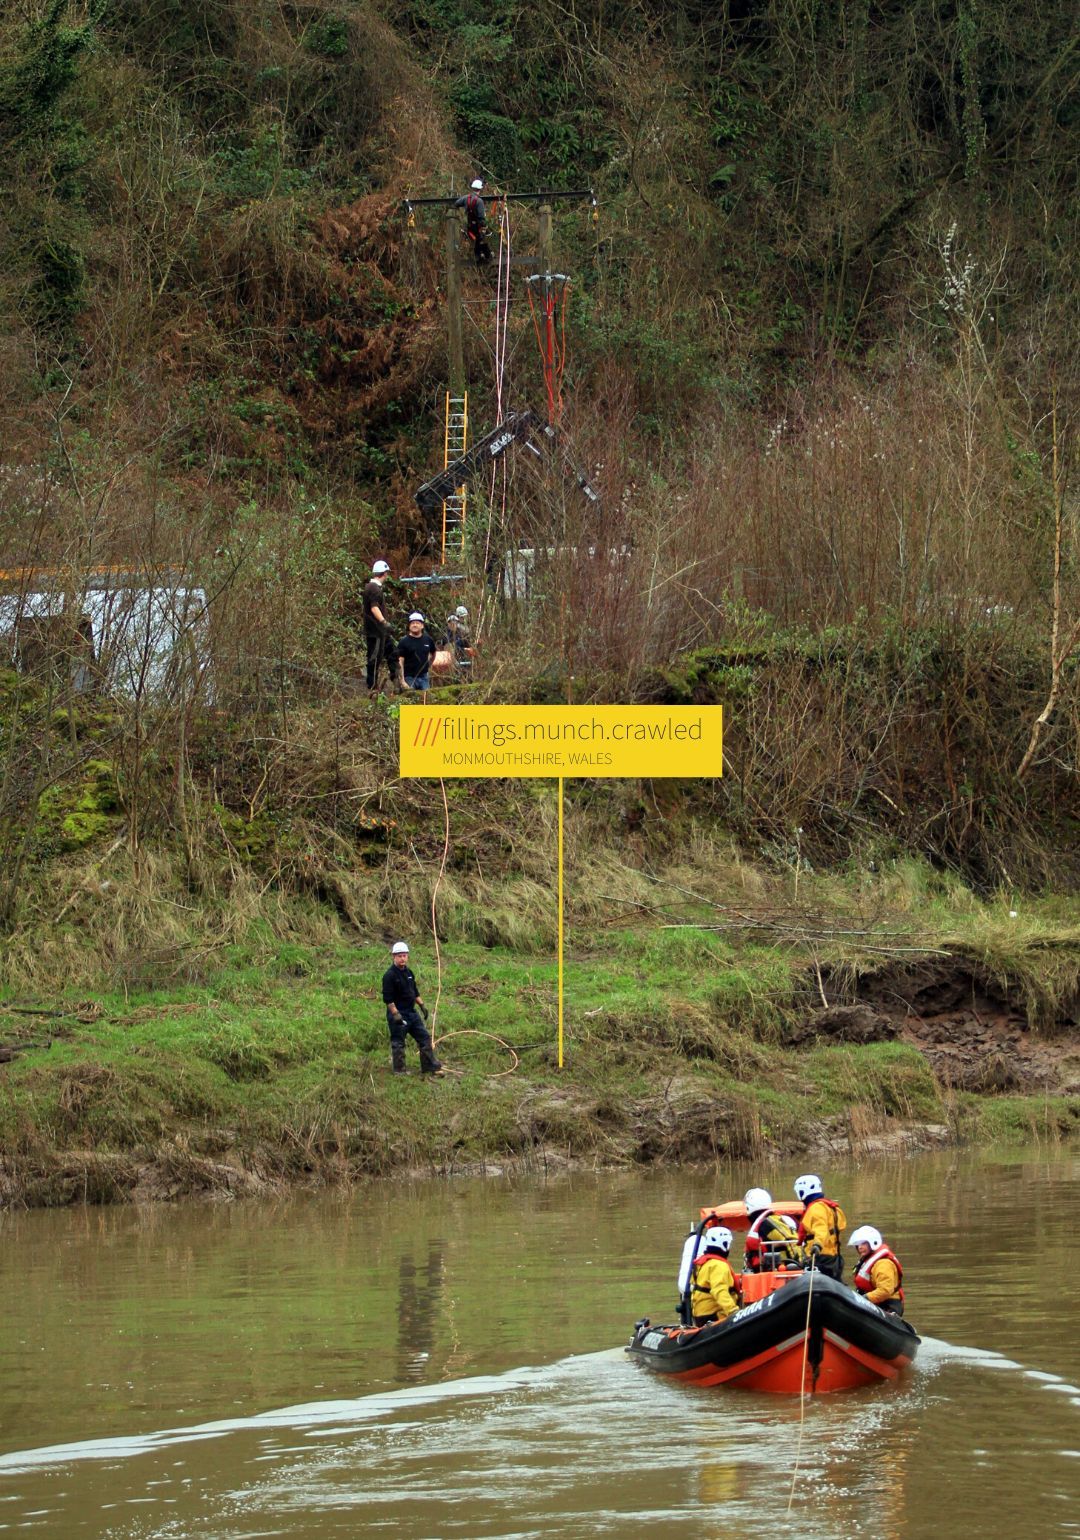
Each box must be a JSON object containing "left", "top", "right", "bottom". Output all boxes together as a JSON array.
[{"left": 441, "top": 391, "right": 468, "bottom": 563}]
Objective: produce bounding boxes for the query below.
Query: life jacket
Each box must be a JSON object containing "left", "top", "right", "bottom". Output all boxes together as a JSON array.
[
  {"left": 797, "top": 1196, "right": 844, "bottom": 1253},
  {"left": 745, "top": 1211, "right": 799, "bottom": 1268},
  {"left": 692, "top": 1247, "right": 730, "bottom": 1271},
  {"left": 854, "top": 1244, "right": 905, "bottom": 1301},
  {"left": 690, "top": 1249, "right": 736, "bottom": 1314}
]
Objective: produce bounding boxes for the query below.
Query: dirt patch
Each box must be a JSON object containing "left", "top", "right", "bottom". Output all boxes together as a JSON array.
[
  {"left": 786, "top": 1003, "right": 898, "bottom": 1046},
  {"left": 801, "top": 958, "right": 1080, "bottom": 1095}
]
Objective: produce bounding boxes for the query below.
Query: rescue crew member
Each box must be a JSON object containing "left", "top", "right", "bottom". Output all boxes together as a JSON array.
[
  {"left": 850, "top": 1225, "right": 905, "bottom": 1315},
  {"left": 743, "top": 1187, "right": 801, "bottom": 1273},
  {"left": 381, "top": 941, "right": 444, "bottom": 1075},
  {"left": 363, "top": 559, "right": 394, "bottom": 692},
  {"left": 454, "top": 178, "right": 492, "bottom": 267},
  {"left": 794, "top": 1173, "right": 847, "bottom": 1279},
  {"left": 396, "top": 612, "right": 436, "bottom": 692},
  {"left": 689, "top": 1226, "right": 740, "bottom": 1326}
]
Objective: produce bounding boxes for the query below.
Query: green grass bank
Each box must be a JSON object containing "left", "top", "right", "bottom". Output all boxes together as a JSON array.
[{"left": 2, "top": 858, "right": 1077, "bottom": 1208}]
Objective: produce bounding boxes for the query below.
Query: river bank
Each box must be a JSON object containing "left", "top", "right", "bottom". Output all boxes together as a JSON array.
[{"left": 1, "top": 879, "right": 1077, "bottom": 1208}]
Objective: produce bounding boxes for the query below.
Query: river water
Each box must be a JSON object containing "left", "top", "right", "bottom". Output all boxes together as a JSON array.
[{"left": 0, "top": 1148, "right": 1076, "bottom": 1538}]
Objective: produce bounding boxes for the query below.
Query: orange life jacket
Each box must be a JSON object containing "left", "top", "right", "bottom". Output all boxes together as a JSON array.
[
  {"left": 692, "top": 1247, "right": 730, "bottom": 1270},
  {"left": 854, "top": 1244, "right": 905, "bottom": 1301}
]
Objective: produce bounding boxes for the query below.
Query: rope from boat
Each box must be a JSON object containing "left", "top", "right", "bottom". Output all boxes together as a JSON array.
[{"left": 786, "top": 1260, "right": 816, "bottom": 1515}]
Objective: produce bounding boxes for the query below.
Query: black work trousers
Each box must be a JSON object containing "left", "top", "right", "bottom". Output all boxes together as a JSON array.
[
  {"left": 366, "top": 631, "right": 391, "bottom": 690},
  {"left": 388, "top": 1007, "right": 433, "bottom": 1062}
]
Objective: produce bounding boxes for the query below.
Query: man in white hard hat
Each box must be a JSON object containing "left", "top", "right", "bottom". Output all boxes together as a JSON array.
[
  {"left": 381, "top": 941, "right": 443, "bottom": 1074},
  {"left": 363, "top": 559, "right": 394, "bottom": 691},
  {"left": 454, "top": 178, "right": 492, "bottom": 266},
  {"left": 395, "top": 612, "right": 436, "bottom": 692}
]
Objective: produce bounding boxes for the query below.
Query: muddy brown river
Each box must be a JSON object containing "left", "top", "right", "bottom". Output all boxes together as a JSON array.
[{"left": 0, "top": 1147, "right": 1077, "bottom": 1537}]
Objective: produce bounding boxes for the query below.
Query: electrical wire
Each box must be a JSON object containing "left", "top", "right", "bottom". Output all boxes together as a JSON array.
[{"left": 479, "top": 198, "right": 514, "bottom": 643}]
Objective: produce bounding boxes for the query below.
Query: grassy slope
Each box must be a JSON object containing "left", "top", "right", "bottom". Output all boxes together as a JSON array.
[{"left": 2, "top": 864, "right": 1077, "bottom": 1207}]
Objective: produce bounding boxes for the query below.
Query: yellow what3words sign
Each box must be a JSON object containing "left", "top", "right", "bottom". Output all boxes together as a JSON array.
[{"left": 400, "top": 704, "right": 722, "bottom": 779}]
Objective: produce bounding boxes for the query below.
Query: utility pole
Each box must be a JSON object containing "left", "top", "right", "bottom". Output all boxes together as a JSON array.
[{"left": 445, "top": 206, "right": 464, "bottom": 395}]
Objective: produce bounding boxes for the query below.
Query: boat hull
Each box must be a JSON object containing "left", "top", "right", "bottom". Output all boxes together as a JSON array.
[{"left": 627, "top": 1272, "right": 919, "bottom": 1395}]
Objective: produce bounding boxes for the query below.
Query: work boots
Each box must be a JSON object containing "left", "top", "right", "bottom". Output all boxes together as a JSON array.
[
  {"left": 419, "top": 1049, "right": 444, "bottom": 1076},
  {"left": 391, "top": 1048, "right": 407, "bottom": 1074}
]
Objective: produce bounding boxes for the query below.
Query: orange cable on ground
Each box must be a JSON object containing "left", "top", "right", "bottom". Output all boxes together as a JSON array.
[{"left": 429, "top": 1028, "right": 520, "bottom": 1078}]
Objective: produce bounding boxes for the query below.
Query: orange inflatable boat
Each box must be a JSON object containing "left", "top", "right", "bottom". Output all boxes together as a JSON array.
[{"left": 627, "top": 1202, "right": 919, "bottom": 1395}]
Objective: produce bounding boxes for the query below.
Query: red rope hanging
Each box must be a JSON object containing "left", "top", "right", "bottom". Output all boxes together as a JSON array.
[{"left": 526, "top": 276, "right": 570, "bottom": 423}]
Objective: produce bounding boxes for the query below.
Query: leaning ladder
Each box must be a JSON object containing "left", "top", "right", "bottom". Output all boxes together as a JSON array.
[{"left": 441, "top": 392, "right": 468, "bottom": 564}]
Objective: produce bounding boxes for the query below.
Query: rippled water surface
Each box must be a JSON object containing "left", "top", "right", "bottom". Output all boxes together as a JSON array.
[{"left": 0, "top": 1148, "right": 1077, "bottom": 1537}]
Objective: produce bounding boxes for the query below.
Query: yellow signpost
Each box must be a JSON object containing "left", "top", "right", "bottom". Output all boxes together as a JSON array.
[{"left": 400, "top": 704, "right": 723, "bottom": 1065}]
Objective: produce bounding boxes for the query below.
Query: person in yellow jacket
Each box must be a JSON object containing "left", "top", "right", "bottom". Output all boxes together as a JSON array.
[
  {"left": 850, "top": 1225, "right": 906, "bottom": 1316},
  {"left": 689, "top": 1226, "right": 740, "bottom": 1326},
  {"left": 794, "top": 1173, "right": 847, "bottom": 1280}
]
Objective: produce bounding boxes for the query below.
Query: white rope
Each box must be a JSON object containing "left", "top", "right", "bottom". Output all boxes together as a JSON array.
[
  {"left": 429, "top": 776, "right": 450, "bottom": 1037},
  {"left": 786, "top": 1262, "right": 816, "bottom": 1515}
]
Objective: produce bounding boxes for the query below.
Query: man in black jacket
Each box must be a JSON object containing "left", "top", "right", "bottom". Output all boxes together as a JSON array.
[
  {"left": 395, "top": 612, "right": 437, "bottom": 692},
  {"left": 382, "top": 941, "right": 444, "bottom": 1074}
]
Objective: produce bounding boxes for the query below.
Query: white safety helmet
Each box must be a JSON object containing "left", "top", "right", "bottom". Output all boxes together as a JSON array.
[
  {"left": 849, "top": 1225, "right": 882, "bottom": 1250},
  {"left": 372, "top": 559, "right": 390, "bottom": 575},
  {"left": 794, "top": 1174, "right": 823, "bottom": 1203},
  {"left": 391, "top": 941, "right": 409, "bottom": 955},
  {"left": 702, "top": 1226, "right": 733, "bottom": 1256},
  {"left": 744, "top": 1187, "right": 772, "bottom": 1213},
  {"left": 408, "top": 611, "right": 425, "bottom": 623},
  {"left": 470, "top": 178, "right": 483, "bottom": 190},
  {"left": 455, "top": 605, "right": 469, "bottom": 618}
]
